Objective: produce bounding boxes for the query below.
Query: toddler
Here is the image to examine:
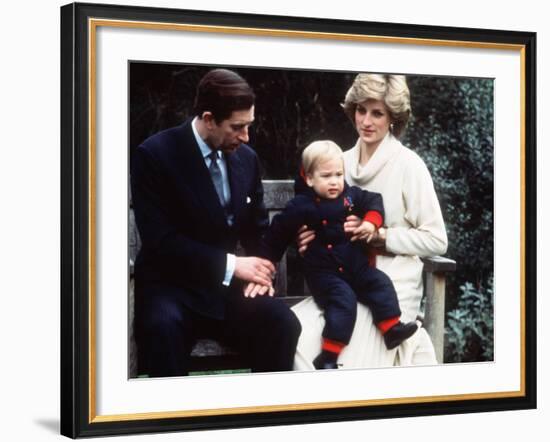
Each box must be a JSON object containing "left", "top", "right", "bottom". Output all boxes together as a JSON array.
[{"left": 260, "top": 140, "right": 418, "bottom": 369}]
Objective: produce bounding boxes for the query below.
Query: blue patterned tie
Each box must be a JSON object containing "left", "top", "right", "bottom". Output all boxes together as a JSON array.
[{"left": 208, "top": 151, "right": 226, "bottom": 207}]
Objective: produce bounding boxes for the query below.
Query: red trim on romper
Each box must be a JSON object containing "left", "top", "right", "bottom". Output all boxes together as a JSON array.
[
  {"left": 322, "top": 338, "right": 346, "bottom": 354},
  {"left": 367, "top": 248, "right": 376, "bottom": 267},
  {"left": 363, "top": 210, "right": 383, "bottom": 229},
  {"left": 377, "top": 317, "right": 400, "bottom": 334}
]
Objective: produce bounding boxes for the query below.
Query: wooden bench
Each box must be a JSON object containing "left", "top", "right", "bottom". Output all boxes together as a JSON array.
[{"left": 129, "top": 180, "right": 456, "bottom": 375}]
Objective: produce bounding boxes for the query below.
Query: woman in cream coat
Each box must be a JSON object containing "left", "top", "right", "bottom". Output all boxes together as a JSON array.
[{"left": 293, "top": 74, "right": 448, "bottom": 369}]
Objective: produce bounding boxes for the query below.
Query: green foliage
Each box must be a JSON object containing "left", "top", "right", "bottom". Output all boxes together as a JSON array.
[
  {"left": 404, "top": 77, "right": 494, "bottom": 362},
  {"left": 445, "top": 278, "right": 494, "bottom": 362},
  {"left": 404, "top": 76, "right": 494, "bottom": 301}
]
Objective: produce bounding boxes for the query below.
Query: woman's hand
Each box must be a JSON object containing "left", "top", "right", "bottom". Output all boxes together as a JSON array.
[
  {"left": 369, "top": 226, "right": 387, "bottom": 247},
  {"left": 296, "top": 225, "right": 315, "bottom": 256}
]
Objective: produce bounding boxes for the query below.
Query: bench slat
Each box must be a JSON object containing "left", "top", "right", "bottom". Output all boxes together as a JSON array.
[{"left": 262, "top": 180, "right": 294, "bottom": 210}]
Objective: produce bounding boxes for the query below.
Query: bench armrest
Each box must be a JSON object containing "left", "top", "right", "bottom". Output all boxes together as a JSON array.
[
  {"left": 422, "top": 255, "right": 457, "bottom": 273},
  {"left": 421, "top": 256, "right": 456, "bottom": 363}
]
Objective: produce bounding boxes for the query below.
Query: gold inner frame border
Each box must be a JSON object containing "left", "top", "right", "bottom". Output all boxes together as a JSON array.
[{"left": 87, "top": 17, "right": 527, "bottom": 423}]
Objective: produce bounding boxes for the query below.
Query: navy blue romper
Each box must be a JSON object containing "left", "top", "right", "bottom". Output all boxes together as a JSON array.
[{"left": 260, "top": 184, "right": 401, "bottom": 345}]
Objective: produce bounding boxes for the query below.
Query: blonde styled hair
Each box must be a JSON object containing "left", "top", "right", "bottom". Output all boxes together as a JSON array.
[
  {"left": 342, "top": 73, "right": 411, "bottom": 138},
  {"left": 301, "top": 140, "right": 344, "bottom": 176}
]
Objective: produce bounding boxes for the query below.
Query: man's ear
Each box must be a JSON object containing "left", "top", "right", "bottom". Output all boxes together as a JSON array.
[{"left": 201, "top": 111, "right": 215, "bottom": 127}]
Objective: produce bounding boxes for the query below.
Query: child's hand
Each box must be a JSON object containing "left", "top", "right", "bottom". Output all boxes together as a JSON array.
[
  {"left": 343, "top": 215, "right": 362, "bottom": 234},
  {"left": 350, "top": 221, "right": 376, "bottom": 242},
  {"left": 243, "top": 282, "right": 275, "bottom": 298}
]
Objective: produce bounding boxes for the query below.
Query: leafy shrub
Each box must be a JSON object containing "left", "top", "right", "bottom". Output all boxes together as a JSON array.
[
  {"left": 445, "top": 277, "right": 494, "bottom": 362},
  {"left": 404, "top": 77, "right": 495, "bottom": 363},
  {"left": 403, "top": 76, "right": 494, "bottom": 306}
]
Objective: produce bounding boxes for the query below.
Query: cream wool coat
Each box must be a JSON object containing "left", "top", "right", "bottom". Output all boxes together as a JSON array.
[{"left": 292, "top": 133, "right": 448, "bottom": 369}]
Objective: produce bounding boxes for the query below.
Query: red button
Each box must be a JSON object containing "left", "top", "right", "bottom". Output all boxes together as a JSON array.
[
  {"left": 322, "top": 219, "right": 328, "bottom": 226},
  {"left": 338, "top": 267, "right": 344, "bottom": 273},
  {"left": 327, "top": 244, "right": 333, "bottom": 250}
]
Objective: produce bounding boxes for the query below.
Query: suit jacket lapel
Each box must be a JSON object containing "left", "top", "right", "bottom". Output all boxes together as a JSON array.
[
  {"left": 174, "top": 121, "right": 228, "bottom": 229},
  {"left": 226, "top": 151, "right": 246, "bottom": 227}
]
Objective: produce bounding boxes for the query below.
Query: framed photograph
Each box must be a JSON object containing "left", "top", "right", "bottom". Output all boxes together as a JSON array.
[{"left": 60, "top": 2, "right": 536, "bottom": 438}]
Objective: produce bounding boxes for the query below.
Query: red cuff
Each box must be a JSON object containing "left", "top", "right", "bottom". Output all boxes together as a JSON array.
[
  {"left": 322, "top": 338, "right": 346, "bottom": 355},
  {"left": 377, "top": 317, "right": 400, "bottom": 334},
  {"left": 363, "top": 210, "right": 383, "bottom": 229}
]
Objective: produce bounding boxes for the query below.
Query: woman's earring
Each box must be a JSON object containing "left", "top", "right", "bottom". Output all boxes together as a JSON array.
[{"left": 390, "top": 123, "right": 395, "bottom": 132}]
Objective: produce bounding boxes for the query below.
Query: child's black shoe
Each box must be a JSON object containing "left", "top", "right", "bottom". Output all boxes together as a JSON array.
[
  {"left": 383, "top": 321, "right": 418, "bottom": 350},
  {"left": 313, "top": 350, "right": 339, "bottom": 369}
]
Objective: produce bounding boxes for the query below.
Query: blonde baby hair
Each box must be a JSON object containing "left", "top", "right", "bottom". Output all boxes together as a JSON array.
[{"left": 301, "top": 140, "right": 344, "bottom": 176}]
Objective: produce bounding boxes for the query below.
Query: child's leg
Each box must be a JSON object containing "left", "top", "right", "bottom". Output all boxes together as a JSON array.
[
  {"left": 354, "top": 268, "right": 401, "bottom": 322},
  {"left": 353, "top": 268, "right": 417, "bottom": 349},
  {"left": 306, "top": 272, "right": 357, "bottom": 368}
]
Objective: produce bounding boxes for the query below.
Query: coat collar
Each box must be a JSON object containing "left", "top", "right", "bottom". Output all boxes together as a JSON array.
[{"left": 344, "top": 133, "right": 403, "bottom": 187}]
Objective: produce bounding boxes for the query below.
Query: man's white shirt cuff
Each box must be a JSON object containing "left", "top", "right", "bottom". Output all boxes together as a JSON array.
[{"left": 223, "top": 253, "right": 236, "bottom": 286}]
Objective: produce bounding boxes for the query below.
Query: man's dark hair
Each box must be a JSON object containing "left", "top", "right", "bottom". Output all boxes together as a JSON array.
[{"left": 193, "top": 69, "right": 255, "bottom": 123}]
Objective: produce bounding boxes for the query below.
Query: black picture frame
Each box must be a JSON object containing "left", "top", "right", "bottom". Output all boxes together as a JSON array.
[{"left": 60, "top": 2, "right": 537, "bottom": 438}]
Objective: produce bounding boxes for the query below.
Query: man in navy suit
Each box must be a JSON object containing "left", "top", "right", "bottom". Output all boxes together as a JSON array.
[{"left": 131, "top": 69, "right": 301, "bottom": 377}]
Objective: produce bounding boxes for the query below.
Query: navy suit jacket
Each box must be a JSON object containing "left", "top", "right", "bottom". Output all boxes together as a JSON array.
[{"left": 131, "top": 119, "right": 269, "bottom": 319}]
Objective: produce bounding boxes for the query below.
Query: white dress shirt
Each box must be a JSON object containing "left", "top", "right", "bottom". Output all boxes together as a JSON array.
[{"left": 191, "top": 117, "right": 235, "bottom": 286}]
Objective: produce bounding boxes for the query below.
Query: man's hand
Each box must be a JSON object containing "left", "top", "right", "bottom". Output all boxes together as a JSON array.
[
  {"left": 234, "top": 256, "right": 275, "bottom": 287},
  {"left": 350, "top": 220, "right": 376, "bottom": 242},
  {"left": 243, "top": 282, "right": 275, "bottom": 298},
  {"left": 296, "top": 225, "right": 315, "bottom": 256}
]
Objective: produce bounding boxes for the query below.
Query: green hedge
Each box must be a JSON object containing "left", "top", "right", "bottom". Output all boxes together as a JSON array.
[{"left": 403, "top": 77, "right": 494, "bottom": 362}]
